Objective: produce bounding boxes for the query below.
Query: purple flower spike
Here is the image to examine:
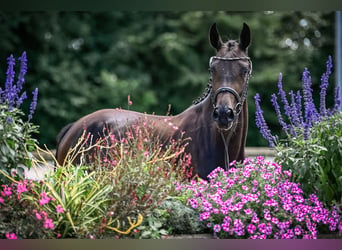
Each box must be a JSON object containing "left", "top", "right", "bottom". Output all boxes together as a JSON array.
[
  {"left": 319, "top": 56, "right": 333, "bottom": 117},
  {"left": 254, "top": 93, "right": 276, "bottom": 147},
  {"left": 28, "top": 88, "right": 38, "bottom": 121},
  {"left": 16, "top": 52, "right": 28, "bottom": 94}
]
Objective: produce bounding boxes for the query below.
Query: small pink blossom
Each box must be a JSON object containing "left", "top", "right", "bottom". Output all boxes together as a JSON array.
[
  {"left": 56, "top": 205, "right": 64, "bottom": 213},
  {"left": 0, "top": 197, "right": 3, "bottom": 204},
  {"left": 39, "top": 192, "right": 51, "bottom": 206},
  {"left": 127, "top": 95, "right": 132, "bottom": 106},
  {"left": 44, "top": 218, "right": 54, "bottom": 229},
  {"left": 1, "top": 185, "right": 12, "bottom": 197},
  {"left": 5, "top": 232, "right": 17, "bottom": 240},
  {"left": 35, "top": 212, "right": 42, "bottom": 220}
]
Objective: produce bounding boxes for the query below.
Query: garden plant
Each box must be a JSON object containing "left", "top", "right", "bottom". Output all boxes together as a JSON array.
[
  {"left": 254, "top": 56, "right": 342, "bottom": 209},
  {"left": 177, "top": 157, "right": 342, "bottom": 239}
]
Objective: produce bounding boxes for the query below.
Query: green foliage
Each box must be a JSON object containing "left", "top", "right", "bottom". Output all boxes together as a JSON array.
[
  {"left": 275, "top": 113, "right": 342, "bottom": 208},
  {"left": 161, "top": 196, "right": 207, "bottom": 235},
  {"left": 0, "top": 12, "right": 334, "bottom": 147},
  {"left": 0, "top": 119, "right": 192, "bottom": 238},
  {"left": 0, "top": 106, "right": 38, "bottom": 183}
]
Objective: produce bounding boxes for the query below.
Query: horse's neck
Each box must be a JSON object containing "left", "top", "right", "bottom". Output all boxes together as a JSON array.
[{"left": 172, "top": 94, "right": 213, "bottom": 132}]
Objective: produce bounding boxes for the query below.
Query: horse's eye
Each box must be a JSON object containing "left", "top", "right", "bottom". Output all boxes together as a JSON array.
[
  {"left": 209, "top": 66, "right": 216, "bottom": 74},
  {"left": 240, "top": 67, "right": 249, "bottom": 76}
]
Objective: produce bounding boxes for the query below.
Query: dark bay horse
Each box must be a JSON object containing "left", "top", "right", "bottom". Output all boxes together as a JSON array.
[{"left": 56, "top": 22, "right": 252, "bottom": 179}]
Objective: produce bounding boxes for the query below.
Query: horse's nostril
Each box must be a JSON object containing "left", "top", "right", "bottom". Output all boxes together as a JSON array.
[
  {"left": 227, "top": 108, "right": 235, "bottom": 121},
  {"left": 213, "top": 107, "right": 220, "bottom": 121},
  {"left": 213, "top": 106, "right": 235, "bottom": 124}
]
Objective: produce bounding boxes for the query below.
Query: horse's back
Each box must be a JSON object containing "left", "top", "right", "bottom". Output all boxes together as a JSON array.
[{"left": 56, "top": 108, "right": 167, "bottom": 165}]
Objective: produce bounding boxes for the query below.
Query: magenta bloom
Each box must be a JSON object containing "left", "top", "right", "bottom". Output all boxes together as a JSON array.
[
  {"left": 39, "top": 192, "right": 51, "bottom": 206},
  {"left": 1, "top": 185, "right": 12, "bottom": 197},
  {"left": 56, "top": 205, "right": 64, "bottom": 213},
  {"left": 247, "top": 224, "right": 256, "bottom": 234},
  {"left": 5, "top": 232, "right": 17, "bottom": 240},
  {"left": 44, "top": 218, "right": 54, "bottom": 229},
  {"left": 35, "top": 212, "right": 42, "bottom": 220},
  {"left": 214, "top": 224, "right": 221, "bottom": 233}
]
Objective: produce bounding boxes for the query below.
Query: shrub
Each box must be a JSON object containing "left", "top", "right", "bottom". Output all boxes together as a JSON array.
[
  {"left": 0, "top": 177, "right": 55, "bottom": 239},
  {"left": 177, "top": 157, "right": 342, "bottom": 239},
  {"left": 254, "top": 56, "right": 341, "bottom": 208},
  {"left": 84, "top": 120, "right": 193, "bottom": 225},
  {"left": 1, "top": 119, "right": 193, "bottom": 238},
  {"left": 0, "top": 52, "right": 38, "bottom": 184}
]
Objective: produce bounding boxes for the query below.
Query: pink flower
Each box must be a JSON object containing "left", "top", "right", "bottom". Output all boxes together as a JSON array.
[
  {"left": 44, "top": 218, "right": 54, "bottom": 229},
  {"left": 1, "top": 185, "right": 12, "bottom": 197},
  {"left": 0, "top": 197, "right": 3, "bottom": 204},
  {"left": 35, "top": 212, "right": 42, "bottom": 220},
  {"left": 244, "top": 208, "right": 253, "bottom": 215},
  {"left": 247, "top": 224, "right": 256, "bottom": 234},
  {"left": 214, "top": 224, "right": 221, "bottom": 232},
  {"left": 5, "top": 232, "right": 17, "bottom": 240},
  {"left": 127, "top": 95, "right": 133, "bottom": 106},
  {"left": 39, "top": 192, "right": 51, "bottom": 206},
  {"left": 56, "top": 205, "right": 64, "bottom": 213},
  {"left": 17, "top": 181, "right": 28, "bottom": 194},
  {"left": 200, "top": 211, "right": 210, "bottom": 220},
  {"left": 144, "top": 151, "right": 149, "bottom": 157}
]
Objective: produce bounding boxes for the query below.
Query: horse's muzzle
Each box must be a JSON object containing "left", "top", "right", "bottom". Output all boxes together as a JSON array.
[{"left": 213, "top": 106, "right": 235, "bottom": 128}]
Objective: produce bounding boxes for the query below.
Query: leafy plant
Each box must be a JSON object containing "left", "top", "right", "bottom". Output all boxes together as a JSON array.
[
  {"left": 177, "top": 157, "right": 342, "bottom": 239},
  {"left": 0, "top": 118, "right": 193, "bottom": 239},
  {"left": 0, "top": 52, "right": 38, "bottom": 184},
  {"left": 254, "top": 56, "right": 341, "bottom": 208},
  {"left": 85, "top": 119, "right": 194, "bottom": 224},
  {"left": 19, "top": 144, "right": 144, "bottom": 239}
]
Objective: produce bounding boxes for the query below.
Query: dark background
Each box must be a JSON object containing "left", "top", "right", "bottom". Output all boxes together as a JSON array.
[{"left": 0, "top": 11, "right": 336, "bottom": 148}]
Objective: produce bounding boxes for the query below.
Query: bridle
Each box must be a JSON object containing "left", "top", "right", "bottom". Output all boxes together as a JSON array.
[
  {"left": 209, "top": 55, "right": 252, "bottom": 118},
  {"left": 208, "top": 55, "right": 252, "bottom": 171}
]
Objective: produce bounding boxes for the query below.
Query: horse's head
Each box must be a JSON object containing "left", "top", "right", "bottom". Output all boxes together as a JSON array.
[{"left": 209, "top": 23, "right": 252, "bottom": 130}]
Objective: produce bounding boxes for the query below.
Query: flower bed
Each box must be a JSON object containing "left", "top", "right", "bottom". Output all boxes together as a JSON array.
[{"left": 176, "top": 157, "right": 342, "bottom": 239}]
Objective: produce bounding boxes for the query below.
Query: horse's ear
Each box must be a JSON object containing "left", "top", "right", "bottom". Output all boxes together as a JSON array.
[
  {"left": 239, "top": 23, "right": 251, "bottom": 52},
  {"left": 209, "top": 23, "right": 223, "bottom": 51}
]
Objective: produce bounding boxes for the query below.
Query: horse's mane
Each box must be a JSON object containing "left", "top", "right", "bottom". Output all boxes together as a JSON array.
[{"left": 192, "top": 78, "right": 213, "bottom": 105}]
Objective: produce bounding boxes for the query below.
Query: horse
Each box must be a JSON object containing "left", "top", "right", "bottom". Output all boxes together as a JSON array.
[{"left": 56, "top": 22, "right": 252, "bottom": 179}]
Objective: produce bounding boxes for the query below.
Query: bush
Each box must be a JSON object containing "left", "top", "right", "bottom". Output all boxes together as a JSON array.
[
  {"left": 0, "top": 177, "right": 55, "bottom": 239},
  {"left": 177, "top": 157, "right": 342, "bottom": 239},
  {"left": 1, "top": 119, "right": 193, "bottom": 239},
  {"left": 254, "top": 56, "right": 341, "bottom": 208},
  {"left": 0, "top": 52, "right": 38, "bottom": 184}
]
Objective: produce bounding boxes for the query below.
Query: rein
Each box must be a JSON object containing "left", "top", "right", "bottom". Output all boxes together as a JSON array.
[{"left": 209, "top": 56, "right": 252, "bottom": 171}]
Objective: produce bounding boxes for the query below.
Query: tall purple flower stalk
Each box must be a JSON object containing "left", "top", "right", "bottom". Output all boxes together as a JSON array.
[
  {"left": 28, "top": 88, "right": 38, "bottom": 121},
  {"left": 254, "top": 94, "right": 276, "bottom": 147},
  {"left": 0, "top": 52, "right": 38, "bottom": 120},
  {"left": 255, "top": 56, "right": 340, "bottom": 144}
]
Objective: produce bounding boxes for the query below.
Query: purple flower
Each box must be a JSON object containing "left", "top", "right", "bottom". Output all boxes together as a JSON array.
[
  {"left": 319, "top": 56, "right": 333, "bottom": 117},
  {"left": 277, "top": 73, "right": 291, "bottom": 118},
  {"left": 28, "top": 88, "right": 38, "bottom": 121},
  {"left": 254, "top": 93, "right": 276, "bottom": 147},
  {"left": 5, "top": 55, "right": 16, "bottom": 108},
  {"left": 271, "top": 93, "right": 290, "bottom": 135},
  {"left": 16, "top": 52, "right": 27, "bottom": 96}
]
